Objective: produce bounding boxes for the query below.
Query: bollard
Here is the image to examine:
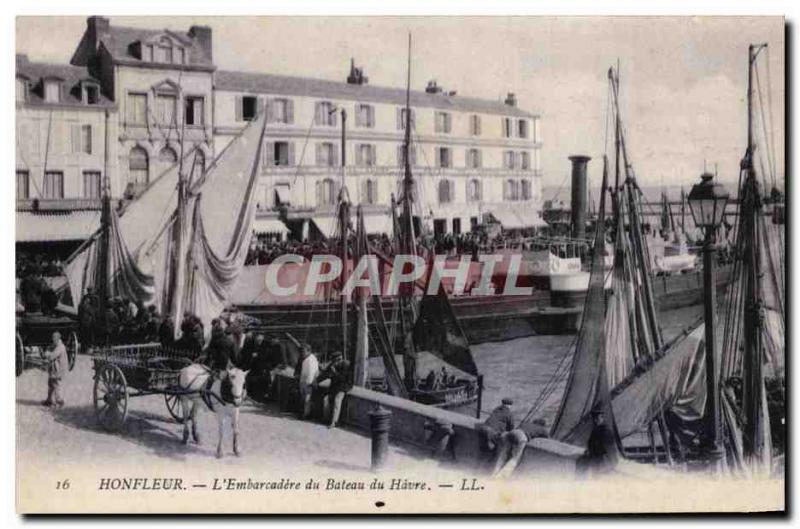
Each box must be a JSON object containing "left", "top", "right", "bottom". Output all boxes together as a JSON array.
[{"left": 368, "top": 405, "right": 392, "bottom": 471}]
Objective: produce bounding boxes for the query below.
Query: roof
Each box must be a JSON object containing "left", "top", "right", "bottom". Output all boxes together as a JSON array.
[
  {"left": 216, "top": 70, "right": 538, "bottom": 118},
  {"left": 16, "top": 55, "right": 114, "bottom": 109},
  {"left": 103, "top": 25, "right": 213, "bottom": 69},
  {"left": 16, "top": 210, "right": 101, "bottom": 242}
]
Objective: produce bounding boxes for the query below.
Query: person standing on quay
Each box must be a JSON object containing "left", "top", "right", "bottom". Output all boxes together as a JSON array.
[
  {"left": 295, "top": 344, "right": 319, "bottom": 420},
  {"left": 42, "top": 332, "right": 68, "bottom": 408}
]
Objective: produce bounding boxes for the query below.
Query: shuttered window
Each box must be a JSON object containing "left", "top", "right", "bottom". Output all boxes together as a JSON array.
[
  {"left": 438, "top": 179, "right": 454, "bottom": 204},
  {"left": 127, "top": 93, "right": 147, "bottom": 125},
  {"left": 520, "top": 151, "right": 530, "bottom": 170},
  {"left": 356, "top": 144, "right": 376, "bottom": 167},
  {"left": 236, "top": 95, "right": 259, "bottom": 122},
  {"left": 315, "top": 101, "right": 337, "bottom": 126},
  {"left": 268, "top": 98, "right": 294, "bottom": 124},
  {"left": 437, "top": 147, "right": 452, "bottom": 169},
  {"left": 467, "top": 179, "right": 482, "bottom": 202},
  {"left": 316, "top": 142, "right": 338, "bottom": 167},
  {"left": 83, "top": 171, "right": 101, "bottom": 199},
  {"left": 397, "top": 108, "right": 415, "bottom": 130},
  {"left": 185, "top": 96, "right": 205, "bottom": 126},
  {"left": 355, "top": 104, "right": 375, "bottom": 128},
  {"left": 397, "top": 145, "right": 416, "bottom": 167},
  {"left": 470, "top": 114, "right": 481, "bottom": 136},
  {"left": 43, "top": 171, "right": 64, "bottom": 199},
  {"left": 435, "top": 112, "right": 452, "bottom": 133},
  {"left": 16, "top": 170, "right": 29, "bottom": 200},
  {"left": 518, "top": 119, "right": 529, "bottom": 139},
  {"left": 466, "top": 149, "right": 482, "bottom": 169}
]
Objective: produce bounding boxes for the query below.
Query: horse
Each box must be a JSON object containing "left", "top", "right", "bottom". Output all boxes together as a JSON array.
[{"left": 177, "top": 363, "right": 249, "bottom": 458}]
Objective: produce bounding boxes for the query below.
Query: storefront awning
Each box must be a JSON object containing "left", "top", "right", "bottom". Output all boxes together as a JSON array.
[
  {"left": 16, "top": 210, "right": 101, "bottom": 242},
  {"left": 311, "top": 217, "right": 337, "bottom": 238},
  {"left": 252, "top": 217, "right": 288, "bottom": 236},
  {"left": 490, "top": 207, "right": 548, "bottom": 230},
  {"left": 361, "top": 213, "right": 394, "bottom": 236}
]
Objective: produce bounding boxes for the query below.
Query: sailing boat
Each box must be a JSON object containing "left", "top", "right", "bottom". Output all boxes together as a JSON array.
[{"left": 64, "top": 100, "right": 269, "bottom": 338}]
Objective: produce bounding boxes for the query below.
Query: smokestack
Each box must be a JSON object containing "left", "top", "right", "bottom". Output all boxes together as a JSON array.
[{"left": 569, "top": 155, "right": 591, "bottom": 240}]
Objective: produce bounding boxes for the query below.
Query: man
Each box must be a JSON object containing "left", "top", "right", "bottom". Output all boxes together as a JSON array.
[
  {"left": 228, "top": 323, "right": 246, "bottom": 368},
  {"left": 492, "top": 417, "right": 550, "bottom": 478},
  {"left": 294, "top": 344, "right": 319, "bottom": 420},
  {"left": 315, "top": 352, "right": 352, "bottom": 429},
  {"left": 476, "top": 397, "right": 516, "bottom": 455},
  {"left": 77, "top": 288, "right": 96, "bottom": 350},
  {"left": 242, "top": 333, "right": 270, "bottom": 401},
  {"left": 42, "top": 332, "right": 68, "bottom": 408},
  {"left": 159, "top": 314, "right": 175, "bottom": 349},
  {"left": 206, "top": 319, "right": 235, "bottom": 375}
]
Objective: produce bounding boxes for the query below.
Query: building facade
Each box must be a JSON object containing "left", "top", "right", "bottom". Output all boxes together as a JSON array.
[{"left": 16, "top": 16, "right": 544, "bottom": 247}]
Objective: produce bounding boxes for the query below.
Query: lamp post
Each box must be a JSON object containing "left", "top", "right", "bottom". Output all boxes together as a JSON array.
[{"left": 687, "top": 171, "right": 729, "bottom": 472}]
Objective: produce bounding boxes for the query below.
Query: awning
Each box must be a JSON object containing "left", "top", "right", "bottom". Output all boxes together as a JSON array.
[
  {"left": 362, "top": 213, "right": 393, "bottom": 236},
  {"left": 16, "top": 210, "right": 101, "bottom": 242},
  {"left": 252, "top": 217, "right": 288, "bottom": 236},
  {"left": 274, "top": 186, "right": 290, "bottom": 205},
  {"left": 311, "top": 216, "right": 337, "bottom": 238},
  {"left": 490, "top": 206, "right": 547, "bottom": 229}
]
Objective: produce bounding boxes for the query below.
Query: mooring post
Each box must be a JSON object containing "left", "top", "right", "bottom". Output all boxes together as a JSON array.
[{"left": 369, "top": 405, "right": 392, "bottom": 471}]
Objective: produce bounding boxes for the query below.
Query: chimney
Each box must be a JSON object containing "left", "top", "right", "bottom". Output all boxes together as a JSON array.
[
  {"left": 425, "top": 80, "right": 442, "bottom": 94},
  {"left": 189, "top": 25, "right": 213, "bottom": 62},
  {"left": 569, "top": 155, "right": 591, "bottom": 240},
  {"left": 504, "top": 92, "right": 517, "bottom": 107},
  {"left": 346, "top": 58, "right": 368, "bottom": 85},
  {"left": 87, "top": 16, "right": 111, "bottom": 51}
]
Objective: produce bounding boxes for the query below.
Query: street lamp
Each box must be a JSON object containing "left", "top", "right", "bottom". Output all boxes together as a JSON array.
[{"left": 687, "top": 171, "right": 729, "bottom": 472}]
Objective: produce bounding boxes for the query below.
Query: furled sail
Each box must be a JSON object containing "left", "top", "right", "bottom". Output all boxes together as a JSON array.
[{"left": 550, "top": 158, "right": 610, "bottom": 445}]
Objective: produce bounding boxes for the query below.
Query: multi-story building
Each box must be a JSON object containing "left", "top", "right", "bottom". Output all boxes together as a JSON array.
[{"left": 16, "top": 16, "right": 544, "bottom": 252}]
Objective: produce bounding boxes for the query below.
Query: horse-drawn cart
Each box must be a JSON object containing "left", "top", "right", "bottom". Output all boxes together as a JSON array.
[
  {"left": 15, "top": 312, "right": 79, "bottom": 377},
  {"left": 90, "top": 344, "right": 196, "bottom": 431}
]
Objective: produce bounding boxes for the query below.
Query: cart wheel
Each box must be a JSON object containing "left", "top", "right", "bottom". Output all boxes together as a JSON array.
[
  {"left": 165, "top": 393, "right": 186, "bottom": 424},
  {"left": 93, "top": 364, "right": 128, "bottom": 432},
  {"left": 66, "top": 332, "right": 79, "bottom": 371},
  {"left": 16, "top": 333, "right": 24, "bottom": 377}
]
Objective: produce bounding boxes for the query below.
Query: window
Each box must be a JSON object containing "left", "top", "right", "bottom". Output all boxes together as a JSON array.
[
  {"left": 44, "top": 80, "right": 61, "bottom": 103},
  {"left": 438, "top": 179, "right": 454, "bottom": 204},
  {"left": 521, "top": 180, "right": 532, "bottom": 200},
  {"left": 502, "top": 117, "right": 512, "bottom": 138},
  {"left": 316, "top": 142, "right": 338, "bottom": 167},
  {"left": 16, "top": 79, "right": 27, "bottom": 102},
  {"left": 155, "top": 94, "right": 177, "bottom": 125},
  {"left": 274, "top": 142, "right": 290, "bottom": 166},
  {"left": 83, "top": 171, "right": 101, "bottom": 199},
  {"left": 437, "top": 147, "right": 452, "bottom": 169},
  {"left": 84, "top": 84, "right": 99, "bottom": 105},
  {"left": 43, "top": 171, "right": 64, "bottom": 199},
  {"left": 237, "top": 95, "right": 258, "bottom": 122},
  {"left": 143, "top": 44, "right": 154, "bottom": 62},
  {"left": 397, "top": 108, "right": 415, "bottom": 130},
  {"left": 467, "top": 179, "right": 482, "bottom": 202},
  {"left": 315, "top": 101, "right": 337, "bottom": 126},
  {"left": 518, "top": 119, "right": 529, "bottom": 139},
  {"left": 470, "top": 114, "right": 481, "bottom": 136},
  {"left": 520, "top": 151, "right": 530, "bottom": 170},
  {"left": 397, "top": 145, "right": 417, "bottom": 167},
  {"left": 363, "top": 179, "right": 378, "bottom": 205},
  {"left": 355, "top": 104, "right": 375, "bottom": 128},
  {"left": 80, "top": 125, "right": 92, "bottom": 154},
  {"left": 16, "top": 170, "right": 29, "bottom": 200},
  {"left": 356, "top": 144, "right": 376, "bottom": 167},
  {"left": 154, "top": 37, "right": 181, "bottom": 64},
  {"left": 159, "top": 146, "right": 178, "bottom": 165},
  {"left": 185, "top": 96, "right": 204, "bottom": 126},
  {"left": 176, "top": 48, "right": 185, "bottom": 64},
  {"left": 503, "top": 179, "right": 519, "bottom": 201},
  {"left": 129, "top": 147, "right": 149, "bottom": 186},
  {"left": 466, "top": 148, "right": 482, "bottom": 169},
  {"left": 318, "top": 178, "right": 337, "bottom": 206},
  {"left": 503, "top": 151, "right": 516, "bottom": 170},
  {"left": 435, "top": 111, "right": 452, "bottom": 133},
  {"left": 127, "top": 93, "right": 147, "bottom": 125},
  {"left": 269, "top": 98, "right": 293, "bottom": 124}
]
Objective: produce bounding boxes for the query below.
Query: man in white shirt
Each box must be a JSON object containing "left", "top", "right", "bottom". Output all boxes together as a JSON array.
[
  {"left": 295, "top": 344, "right": 319, "bottom": 419},
  {"left": 42, "top": 332, "right": 68, "bottom": 408}
]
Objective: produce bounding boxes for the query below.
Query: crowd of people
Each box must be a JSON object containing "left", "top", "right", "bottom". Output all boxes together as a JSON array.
[{"left": 16, "top": 253, "right": 62, "bottom": 315}]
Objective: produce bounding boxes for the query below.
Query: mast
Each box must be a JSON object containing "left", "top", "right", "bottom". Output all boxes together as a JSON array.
[
  {"left": 400, "top": 33, "right": 418, "bottom": 390},
  {"left": 742, "top": 43, "right": 768, "bottom": 465},
  {"left": 339, "top": 108, "right": 350, "bottom": 358},
  {"left": 353, "top": 206, "right": 369, "bottom": 387}
]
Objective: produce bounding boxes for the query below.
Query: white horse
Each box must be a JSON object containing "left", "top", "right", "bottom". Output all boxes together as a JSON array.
[{"left": 178, "top": 364, "right": 249, "bottom": 458}]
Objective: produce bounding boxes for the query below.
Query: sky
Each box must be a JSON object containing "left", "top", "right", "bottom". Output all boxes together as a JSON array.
[{"left": 16, "top": 16, "right": 785, "bottom": 198}]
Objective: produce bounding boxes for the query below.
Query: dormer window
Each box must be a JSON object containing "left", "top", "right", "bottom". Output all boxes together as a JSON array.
[
  {"left": 83, "top": 82, "right": 100, "bottom": 105},
  {"left": 148, "top": 36, "right": 186, "bottom": 65},
  {"left": 43, "top": 79, "right": 61, "bottom": 103}
]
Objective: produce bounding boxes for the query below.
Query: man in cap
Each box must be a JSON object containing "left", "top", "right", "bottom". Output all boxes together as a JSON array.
[
  {"left": 41, "top": 332, "right": 68, "bottom": 408},
  {"left": 206, "top": 318, "right": 235, "bottom": 375},
  {"left": 315, "top": 351, "right": 352, "bottom": 429},
  {"left": 476, "top": 397, "right": 516, "bottom": 463},
  {"left": 294, "top": 343, "right": 319, "bottom": 420},
  {"left": 492, "top": 417, "right": 550, "bottom": 478}
]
